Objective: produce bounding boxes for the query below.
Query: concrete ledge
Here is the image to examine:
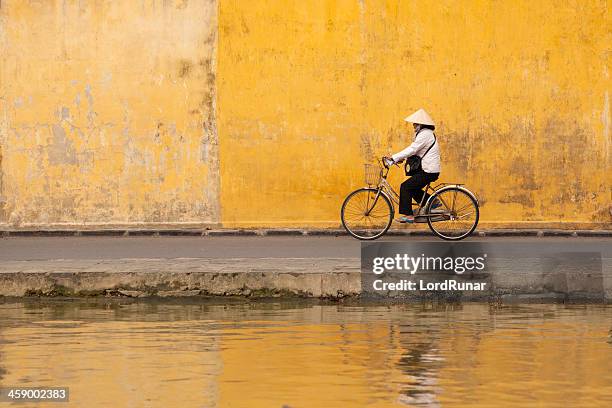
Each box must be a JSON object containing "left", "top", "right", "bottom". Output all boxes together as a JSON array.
[
  {"left": 0, "top": 228, "right": 610, "bottom": 238},
  {"left": 0, "top": 258, "right": 360, "bottom": 299},
  {"left": 1, "top": 255, "right": 610, "bottom": 302},
  {"left": 205, "top": 229, "right": 260, "bottom": 236}
]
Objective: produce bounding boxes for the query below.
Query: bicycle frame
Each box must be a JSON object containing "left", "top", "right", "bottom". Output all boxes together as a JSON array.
[
  {"left": 366, "top": 164, "right": 441, "bottom": 218},
  {"left": 365, "top": 162, "right": 479, "bottom": 220}
]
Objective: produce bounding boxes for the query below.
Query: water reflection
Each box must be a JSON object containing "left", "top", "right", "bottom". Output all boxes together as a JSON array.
[{"left": 0, "top": 301, "right": 611, "bottom": 407}]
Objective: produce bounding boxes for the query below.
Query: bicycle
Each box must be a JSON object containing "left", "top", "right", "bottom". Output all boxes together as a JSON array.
[{"left": 341, "top": 158, "right": 480, "bottom": 240}]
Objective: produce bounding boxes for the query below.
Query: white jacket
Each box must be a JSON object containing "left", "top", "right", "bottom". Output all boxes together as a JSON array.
[{"left": 391, "top": 128, "right": 441, "bottom": 173}]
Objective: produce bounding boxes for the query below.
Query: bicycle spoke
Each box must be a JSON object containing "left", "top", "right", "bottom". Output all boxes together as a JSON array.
[
  {"left": 455, "top": 211, "right": 474, "bottom": 220},
  {"left": 454, "top": 202, "right": 474, "bottom": 214}
]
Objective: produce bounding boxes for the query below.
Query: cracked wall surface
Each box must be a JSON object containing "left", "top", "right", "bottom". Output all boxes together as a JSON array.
[
  {"left": 217, "top": 0, "right": 611, "bottom": 228},
  {"left": 0, "top": 0, "right": 220, "bottom": 227}
]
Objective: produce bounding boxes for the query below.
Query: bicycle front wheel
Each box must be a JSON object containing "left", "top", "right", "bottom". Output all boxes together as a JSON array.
[
  {"left": 341, "top": 188, "right": 393, "bottom": 240},
  {"left": 427, "top": 187, "right": 479, "bottom": 240}
]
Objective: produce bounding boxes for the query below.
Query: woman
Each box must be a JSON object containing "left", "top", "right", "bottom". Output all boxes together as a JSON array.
[{"left": 384, "top": 108, "right": 441, "bottom": 223}]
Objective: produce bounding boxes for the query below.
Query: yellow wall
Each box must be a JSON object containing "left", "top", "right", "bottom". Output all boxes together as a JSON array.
[
  {"left": 1, "top": 0, "right": 610, "bottom": 229},
  {"left": 218, "top": 0, "right": 611, "bottom": 228},
  {"left": 0, "top": 0, "right": 220, "bottom": 227}
]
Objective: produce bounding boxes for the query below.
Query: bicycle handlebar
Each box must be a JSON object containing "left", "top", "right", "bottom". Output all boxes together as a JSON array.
[
  {"left": 381, "top": 156, "right": 399, "bottom": 169},
  {"left": 380, "top": 157, "right": 399, "bottom": 180}
]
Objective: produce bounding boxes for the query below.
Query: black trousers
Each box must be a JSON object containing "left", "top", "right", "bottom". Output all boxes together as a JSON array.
[{"left": 399, "top": 170, "right": 440, "bottom": 215}]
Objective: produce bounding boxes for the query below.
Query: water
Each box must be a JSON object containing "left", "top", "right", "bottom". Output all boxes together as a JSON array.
[{"left": 0, "top": 300, "right": 611, "bottom": 407}]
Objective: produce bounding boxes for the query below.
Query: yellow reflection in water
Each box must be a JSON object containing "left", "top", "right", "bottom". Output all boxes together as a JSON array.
[
  {"left": 217, "top": 322, "right": 406, "bottom": 407},
  {"left": 0, "top": 303, "right": 610, "bottom": 408},
  {"left": 0, "top": 320, "right": 222, "bottom": 407}
]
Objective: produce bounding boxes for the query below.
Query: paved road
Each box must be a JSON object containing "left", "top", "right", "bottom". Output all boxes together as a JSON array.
[{"left": 0, "top": 235, "right": 609, "bottom": 261}]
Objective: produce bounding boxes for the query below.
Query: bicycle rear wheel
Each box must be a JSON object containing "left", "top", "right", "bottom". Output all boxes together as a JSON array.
[
  {"left": 427, "top": 187, "right": 479, "bottom": 240},
  {"left": 341, "top": 188, "right": 393, "bottom": 240}
]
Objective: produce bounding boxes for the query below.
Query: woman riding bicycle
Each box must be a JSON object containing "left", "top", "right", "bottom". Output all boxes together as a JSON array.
[{"left": 384, "top": 108, "right": 441, "bottom": 223}]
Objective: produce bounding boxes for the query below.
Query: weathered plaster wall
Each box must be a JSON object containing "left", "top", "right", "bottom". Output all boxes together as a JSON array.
[
  {"left": 217, "top": 0, "right": 611, "bottom": 228},
  {"left": 0, "top": 0, "right": 220, "bottom": 227},
  {"left": 0, "top": 1, "right": 610, "bottom": 229}
]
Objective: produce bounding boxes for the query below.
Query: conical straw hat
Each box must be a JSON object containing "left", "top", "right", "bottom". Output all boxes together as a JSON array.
[{"left": 404, "top": 109, "right": 435, "bottom": 126}]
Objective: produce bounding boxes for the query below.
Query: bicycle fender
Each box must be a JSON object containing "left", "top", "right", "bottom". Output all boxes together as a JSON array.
[{"left": 426, "top": 185, "right": 479, "bottom": 208}]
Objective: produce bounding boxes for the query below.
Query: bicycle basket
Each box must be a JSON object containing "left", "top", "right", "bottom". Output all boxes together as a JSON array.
[{"left": 364, "top": 164, "right": 382, "bottom": 186}]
